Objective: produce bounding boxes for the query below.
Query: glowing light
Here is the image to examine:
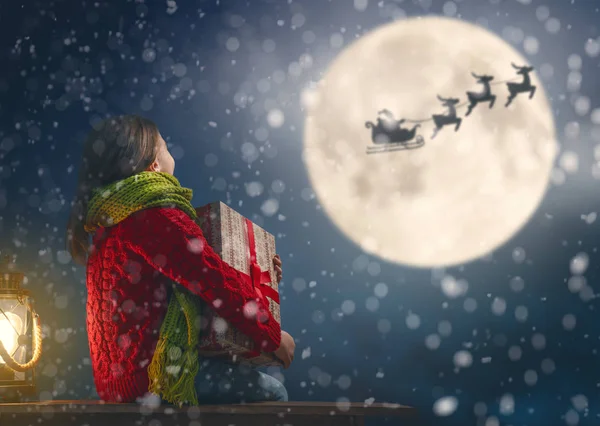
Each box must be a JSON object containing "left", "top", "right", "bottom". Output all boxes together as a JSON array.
[{"left": 0, "top": 312, "right": 23, "bottom": 362}]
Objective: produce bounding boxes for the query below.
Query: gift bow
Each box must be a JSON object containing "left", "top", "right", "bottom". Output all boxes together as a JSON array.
[{"left": 245, "top": 218, "right": 280, "bottom": 305}]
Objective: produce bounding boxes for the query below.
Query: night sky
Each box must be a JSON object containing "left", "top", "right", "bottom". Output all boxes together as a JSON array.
[{"left": 1, "top": 1, "right": 600, "bottom": 425}]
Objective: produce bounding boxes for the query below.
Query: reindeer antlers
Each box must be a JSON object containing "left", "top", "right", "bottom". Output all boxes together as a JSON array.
[
  {"left": 471, "top": 72, "right": 492, "bottom": 80},
  {"left": 438, "top": 95, "right": 459, "bottom": 104},
  {"left": 512, "top": 62, "right": 534, "bottom": 71}
]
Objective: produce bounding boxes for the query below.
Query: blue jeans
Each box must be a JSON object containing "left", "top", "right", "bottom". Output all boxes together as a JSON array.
[{"left": 193, "top": 358, "right": 288, "bottom": 404}]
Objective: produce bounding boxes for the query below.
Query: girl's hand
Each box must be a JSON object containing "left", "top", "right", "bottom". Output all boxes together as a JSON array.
[
  {"left": 273, "top": 330, "right": 295, "bottom": 369},
  {"left": 273, "top": 254, "right": 282, "bottom": 283}
]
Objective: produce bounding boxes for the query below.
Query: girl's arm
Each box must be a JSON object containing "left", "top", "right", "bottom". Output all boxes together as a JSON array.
[{"left": 120, "top": 207, "right": 281, "bottom": 353}]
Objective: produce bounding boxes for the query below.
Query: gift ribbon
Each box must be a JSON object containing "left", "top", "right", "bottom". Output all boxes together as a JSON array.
[
  {"left": 245, "top": 218, "right": 280, "bottom": 305},
  {"left": 244, "top": 217, "right": 280, "bottom": 359}
]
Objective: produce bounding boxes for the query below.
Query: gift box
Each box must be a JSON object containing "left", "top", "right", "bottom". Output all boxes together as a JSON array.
[{"left": 195, "top": 201, "right": 282, "bottom": 367}]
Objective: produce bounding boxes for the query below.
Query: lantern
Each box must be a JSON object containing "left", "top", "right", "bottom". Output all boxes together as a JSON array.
[{"left": 0, "top": 255, "right": 42, "bottom": 402}]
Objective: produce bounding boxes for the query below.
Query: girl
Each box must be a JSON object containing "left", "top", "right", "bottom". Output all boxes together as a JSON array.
[{"left": 66, "top": 115, "right": 295, "bottom": 405}]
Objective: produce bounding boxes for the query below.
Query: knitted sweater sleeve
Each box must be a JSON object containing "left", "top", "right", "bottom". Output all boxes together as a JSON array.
[{"left": 121, "top": 207, "right": 281, "bottom": 353}]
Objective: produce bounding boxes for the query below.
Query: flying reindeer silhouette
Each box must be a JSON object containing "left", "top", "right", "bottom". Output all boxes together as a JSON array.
[
  {"left": 505, "top": 63, "right": 536, "bottom": 107},
  {"left": 431, "top": 95, "right": 462, "bottom": 139},
  {"left": 465, "top": 72, "right": 496, "bottom": 116}
]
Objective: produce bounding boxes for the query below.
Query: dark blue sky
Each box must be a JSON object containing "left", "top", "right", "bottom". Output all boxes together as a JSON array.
[{"left": 1, "top": 1, "right": 600, "bottom": 425}]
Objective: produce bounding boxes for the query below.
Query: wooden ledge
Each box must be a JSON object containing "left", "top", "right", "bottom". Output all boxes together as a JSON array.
[
  {"left": 0, "top": 400, "right": 420, "bottom": 426},
  {"left": 0, "top": 400, "right": 414, "bottom": 416}
]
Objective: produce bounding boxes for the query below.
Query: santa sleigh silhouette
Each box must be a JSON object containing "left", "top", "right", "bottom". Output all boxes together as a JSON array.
[
  {"left": 364, "top": 109, "right": 424, "bottom": 154},
  {"left": 363, "top": 63, "right": 538, "bottom": 154}
]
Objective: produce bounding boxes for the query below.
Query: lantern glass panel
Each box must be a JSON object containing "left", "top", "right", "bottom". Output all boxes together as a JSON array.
[{"left": 0, "top": 295, "right": 29, "bottom": 381}]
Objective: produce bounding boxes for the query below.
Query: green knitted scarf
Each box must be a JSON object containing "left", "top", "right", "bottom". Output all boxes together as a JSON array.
[{"left": 85, "top": 171, "right": 201, "bottom": 406}]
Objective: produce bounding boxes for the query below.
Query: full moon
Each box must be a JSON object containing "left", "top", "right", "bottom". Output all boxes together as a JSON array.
[{"left": 302, "top": 16, "right": 558, "bottom": 268}]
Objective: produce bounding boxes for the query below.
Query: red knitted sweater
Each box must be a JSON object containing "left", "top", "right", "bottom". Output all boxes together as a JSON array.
[{"left": 85, "top": 207, "right": 281, "bottom": 403}]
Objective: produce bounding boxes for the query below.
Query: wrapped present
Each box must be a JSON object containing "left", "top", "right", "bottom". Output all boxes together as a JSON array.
[{"left": 195, "top": 201, "right": 282, "bottom": 367}]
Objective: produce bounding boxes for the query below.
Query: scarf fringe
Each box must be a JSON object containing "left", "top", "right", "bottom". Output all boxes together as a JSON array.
[
  {"left": 148, "top": 283, "right": 203, "bottom": 406},
  {"left": 148, "top": 338, "right": 200, "bottom": 406}
]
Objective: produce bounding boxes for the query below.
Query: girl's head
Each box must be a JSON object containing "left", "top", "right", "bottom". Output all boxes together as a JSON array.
[{"left": 66, "top": 114, "right": 174, "bottom": 264}]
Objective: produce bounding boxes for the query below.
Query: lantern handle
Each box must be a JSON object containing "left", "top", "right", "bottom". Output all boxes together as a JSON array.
[{"left": 0, "top": 300, "right": 42, "bottom": 372}]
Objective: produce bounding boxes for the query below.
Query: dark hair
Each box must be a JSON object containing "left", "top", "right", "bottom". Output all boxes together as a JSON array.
[{"left": 66, "top": 115, "right": 161, "bottom": 265}]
